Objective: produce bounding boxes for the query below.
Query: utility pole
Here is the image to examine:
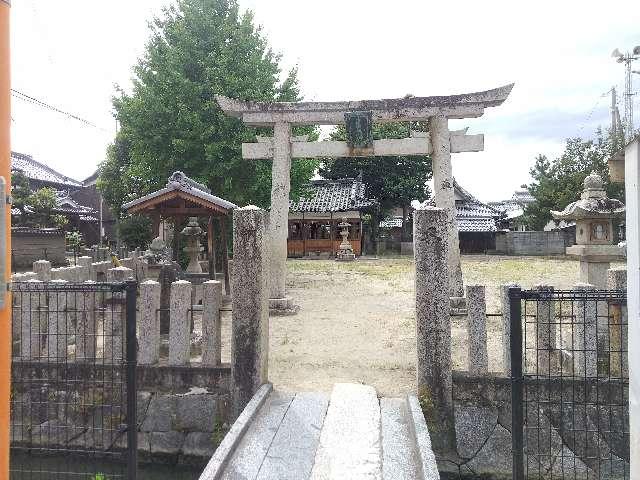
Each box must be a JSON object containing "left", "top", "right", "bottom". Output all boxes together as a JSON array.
[
  {"left": 612, "top": 46, "right": 640, "bottom": 140},
  {"left": 611, "top": 86, "right": 617, "bottom": 139},
  {"left": 0, "top": 0, "right": 11, "bottom": 477}
]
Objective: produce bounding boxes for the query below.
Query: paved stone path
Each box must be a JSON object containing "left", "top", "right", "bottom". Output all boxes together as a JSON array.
[{"left": 201, "top": 383, "right": 438, "bottom": 480}]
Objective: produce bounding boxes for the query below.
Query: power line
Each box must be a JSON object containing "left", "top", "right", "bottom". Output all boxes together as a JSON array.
[
  {"left": 11, "top": 89, "right": 110, "bottom": 133},
  {"left": 576, "top": 89, "right": 610, "bottom": 136}
]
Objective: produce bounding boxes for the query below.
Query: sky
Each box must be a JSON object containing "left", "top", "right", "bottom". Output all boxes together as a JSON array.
[{"left": 8, "top": 0, "right": 640, "bottom": 201}]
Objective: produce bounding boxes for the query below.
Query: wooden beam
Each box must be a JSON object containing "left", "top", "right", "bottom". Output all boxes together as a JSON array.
[
  {"left": 219, "top": 217, "right": 230, "bottom": 296},
  {"left": 242, "top": 134, "right": 484, "bottom": 160},
  {"left": 207, "top": 216, "right": 216, "bottom": 280},
  {"left": 159, "top": 207, "right": 222, "bottom": 216}
]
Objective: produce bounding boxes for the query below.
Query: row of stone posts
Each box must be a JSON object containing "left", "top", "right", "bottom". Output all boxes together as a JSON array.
[
  {"left": 137, "top": 278, "right": 223, "bottom": 366},
  {"left": 16, "top": 265, "right": 132, "bottom": 362}
]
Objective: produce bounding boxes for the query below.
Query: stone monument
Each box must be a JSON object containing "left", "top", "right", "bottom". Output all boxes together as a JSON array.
[
  {"left": 181, "top": 217, "right": 204, "bottom": 274},
  {"left": 336, "top": 218, "right": 356, "bottom": 262},
  {"left": 552, "top": 172, "right": 626, "bottom": 288}
]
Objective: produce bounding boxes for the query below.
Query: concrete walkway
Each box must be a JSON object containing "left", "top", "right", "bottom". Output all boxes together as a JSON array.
[{"left": 199, "top": 383, "right": 439, "bottom": 480}]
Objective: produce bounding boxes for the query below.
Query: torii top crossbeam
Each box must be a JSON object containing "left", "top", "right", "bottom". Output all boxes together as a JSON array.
[{"left": 215, "top": 84, "right": 514, "bottom": 125}]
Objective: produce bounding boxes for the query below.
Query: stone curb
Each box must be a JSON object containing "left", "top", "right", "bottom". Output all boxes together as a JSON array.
[
  {"left": 407, "top": 394, "right": 440, "bottom": 480},
  {"left": 198, "top": 383, "right": 273, "bottom": 480}
]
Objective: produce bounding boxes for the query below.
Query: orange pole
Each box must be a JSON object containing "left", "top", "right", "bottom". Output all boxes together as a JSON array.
[{"left": 0, "top": 0, "right": 11, "bottom": 477}]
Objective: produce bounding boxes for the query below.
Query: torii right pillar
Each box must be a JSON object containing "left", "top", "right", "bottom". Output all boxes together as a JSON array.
[{"left": 430, "top": 115, "right": 464, "bottom": 297}]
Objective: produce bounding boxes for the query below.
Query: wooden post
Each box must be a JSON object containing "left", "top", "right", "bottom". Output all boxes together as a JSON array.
[
  {"left": 207, "top": 216, "right": 217, "bottom": 280},
  {"left": 330, "top": 212, "right": 335, "bottom": 257},
  {"left": 220, "top": 216, "right": 231, "bottom": 295},
  {"left": 302, "top": 212, "right": 306, "bottom": 257},
  {"left": 152, "top": 211, "right": 161, "bottom": 238}
]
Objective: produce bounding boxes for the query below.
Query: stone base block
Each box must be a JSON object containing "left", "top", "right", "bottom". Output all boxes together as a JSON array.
[
  {"left": 400, "top": 242, "right": 414, "bottom": 256},
  {"left": 450, "top": 296, "right": 467, "bottom": 315},
  {"left": 336, "top": 253, "right": 356, "bottom": 262},
  {"left": 269, "top": 297, "right": 300, "bottom": 316}
]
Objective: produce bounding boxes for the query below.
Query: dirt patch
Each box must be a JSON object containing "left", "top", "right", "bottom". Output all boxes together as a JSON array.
[{"left": 258, "top": 255, "right": 590, "bottom": 396}]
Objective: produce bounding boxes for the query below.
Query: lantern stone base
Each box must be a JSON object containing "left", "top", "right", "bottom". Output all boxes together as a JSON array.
[
  {"left": 566, "top": 244, "right": 626, "bottom": 289},
  {"left": 269, "top": 297, "right": 300, "bottom": 316},
  {"left": 336, "top": 252, "right": 356, "bottom": 262}
]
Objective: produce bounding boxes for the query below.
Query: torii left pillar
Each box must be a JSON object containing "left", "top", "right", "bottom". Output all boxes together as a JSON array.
[
  {"left": 430, "top": 116, "right": 464, "bottom": 297},
  {"left": 268, "top": 122, "right": 297, "bottom": 313}
]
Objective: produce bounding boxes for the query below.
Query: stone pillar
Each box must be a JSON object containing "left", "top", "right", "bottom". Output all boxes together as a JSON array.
[
  {"left": 33, "top": 260, "right": 51, "bottom": 282},
  {"left": 107, "top": 266, "right": 133, "bottom": 283},
  {"left": 46, "top": 280, "right": 68, "bottom": 361},
  {"left": 429, "top": 115, "right": 463, "bottom": 297},
  {"left": 534, "top": 284, "right": 555, "bottom": 375},
  {"left": 413, "top": 206, "right": 455, "bottom": 452},
  {"left": 232, "top": 206, "right": 269, "bottom": 417},
  {"left": 501, "top": 282, "right": 519, "bottom": 376},
  {"left": 607, "top": 267, "right": 627, "bottom": 377},
  {"left": 20, "top": 280, "right": 46, "bottom": 360},
  {"left": 268, "top": 121, "right": 291, "bottom": 301},
  {"left": 77, "top": 256, "right": 93, "bottom": 282},
  {"left": 75, "top": 280, "right": 97, "bottom": 361},
  {"left": 573, "top": 283, "right": 597, "bottom": 377},
  {"left": 466, "top": 285, "right": 488, "bottom": 375},
  {"left": 579, "top": 260, "right": 610, "bottom": 289},
  {"left": 91, "top": 245, "right": 99, "bottom": 261},
  {"left": 169, "top": 280, "right": 191, "bottom": 366},
  {"left": 202, "top": 280, "right": 223, "bottom": 366},
  {"left": 104, "top": 267, "right": 133, "bottom": 362},
  {"left": 139, "top": 280, "right": 161, "bottom": 365}
]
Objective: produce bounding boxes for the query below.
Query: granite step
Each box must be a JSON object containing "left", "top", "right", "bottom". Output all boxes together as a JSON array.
[
  {"left": 381, "top": 397, "right": 421, "bottom": 480},
  {"left": 200, "top": 383, "right": 439, "bottom": 480},
  {"left": 310, "top": 383, "right": 383, "bottom": 480}
]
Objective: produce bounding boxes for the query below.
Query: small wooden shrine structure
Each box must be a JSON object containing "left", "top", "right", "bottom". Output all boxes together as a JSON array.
[
  {"left": 122, "top": 171, "right": 237, "bottom": 292},
  {"left": 288, "top": 176, "right": 375, "bottom": 258}
]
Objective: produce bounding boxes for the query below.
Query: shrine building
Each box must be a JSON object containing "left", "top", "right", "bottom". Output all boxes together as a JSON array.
[{"left": 287, "top": 176, "right": 376, "bottom": 258}]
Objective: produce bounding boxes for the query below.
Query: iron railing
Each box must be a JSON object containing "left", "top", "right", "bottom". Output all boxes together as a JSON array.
[
  {"left": 10, "top": 280, "right": 138, "bottom": 480},
  {"left": 510, "top": 287, "right": 629, "bottom": 480}
]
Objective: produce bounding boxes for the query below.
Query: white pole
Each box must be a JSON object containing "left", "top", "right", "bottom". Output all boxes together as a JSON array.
[{"left": 624, "top": 137, "right": 640, "bottom": 479}]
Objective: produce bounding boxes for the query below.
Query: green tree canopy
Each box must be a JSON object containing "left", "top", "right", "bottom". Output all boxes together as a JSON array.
[
  {"left": 98, "top": 0, "right": 317, "bottom": 218},
  {"left": 524, "top": 129, "right": 624, "bottom": 230},
  {"left": 26, "top": 188, "right": 68, "bottom": 229},
  {"left": 319, "top": 123, "right": 432, "bottom": 242},
  {"left": 320, "top": 123, "right": 432, "bottom": 210}
]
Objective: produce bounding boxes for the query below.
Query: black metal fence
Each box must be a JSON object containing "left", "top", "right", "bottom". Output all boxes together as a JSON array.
[
  {"left": 10, "top": 281, "right": 138, "bottom": 480},
  {"left": 510, "top": 287, "right": 629, "bottom": 480}
]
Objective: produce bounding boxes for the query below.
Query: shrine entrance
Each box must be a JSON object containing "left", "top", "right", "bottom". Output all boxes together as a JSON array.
[{"left": 216, "top": 83, "right": 514, "bottom": 310}]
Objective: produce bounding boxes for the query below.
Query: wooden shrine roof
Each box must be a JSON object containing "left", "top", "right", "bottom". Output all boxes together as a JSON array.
[{"left": 123, "top": 171, "right": 237, "bottom": 217}]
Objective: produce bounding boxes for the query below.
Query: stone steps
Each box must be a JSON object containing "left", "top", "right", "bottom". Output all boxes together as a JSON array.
[{"left": 200, "top": 383, "right": 439, "bottom": 480}]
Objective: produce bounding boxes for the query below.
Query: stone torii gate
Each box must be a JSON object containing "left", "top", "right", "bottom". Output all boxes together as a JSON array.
[{"left": 216, "top": 84, "right": 513, "bottom": 306}]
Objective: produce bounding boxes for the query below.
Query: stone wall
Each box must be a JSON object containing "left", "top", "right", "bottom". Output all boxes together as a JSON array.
[
  {"left": 436, "top": 271, "right": 629, "bottom": 478},
  {"left": 11, "top": 228, "right": 66, "bottom": 267},
  {"left": 446, "top": 373, "right": 629, "bottom": 479},
  {"left": 494, "top": 230, "right": 573, "bottom": 256},
  {"left": 11, "top": 361, "right": 231, "bottom": 466},
  {"left": 10, "top": 262, "right": 230, "bottom": 466}
]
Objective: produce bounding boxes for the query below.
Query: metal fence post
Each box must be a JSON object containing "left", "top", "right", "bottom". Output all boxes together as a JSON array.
[
  {"left": 509, "top": 287, "right": 524, "bottom": 480},
  {"left": 125, "top": 280, "right": 138, "bottom": 480}
]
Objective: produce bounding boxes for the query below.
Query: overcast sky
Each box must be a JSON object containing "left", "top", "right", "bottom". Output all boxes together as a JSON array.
[{"left": 9, "top": 0, "right": 640, "bottom": 201}]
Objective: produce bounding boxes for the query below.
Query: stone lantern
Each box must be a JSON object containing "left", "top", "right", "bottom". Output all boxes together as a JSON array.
[
  {"left": 181, "top": 217, "right": 204, "bottom": 273},
  {"left": 336, "top": 218, "right": 356, "bottom": 262},
  {"left": 551, "top": 172, "right": 625, "bottom": 288}
]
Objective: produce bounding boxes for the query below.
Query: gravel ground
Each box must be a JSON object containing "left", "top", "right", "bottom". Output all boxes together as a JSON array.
[{"left": 260, "top": 255, "right": 596, "bottom": 396}]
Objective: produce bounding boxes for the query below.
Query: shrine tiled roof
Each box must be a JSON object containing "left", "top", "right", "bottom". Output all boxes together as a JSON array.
[
  {"left": 290, "top": 177, "right": 376, "bottom": 213},
  {"left": 11, "top": 151, "right": 82, "bottom": 188},
  {"left": 122, "top": 171, "right": 237, "bottom": 213},
  {"left": 421, "top": 179, "right": 503, "bottom": 232}
]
